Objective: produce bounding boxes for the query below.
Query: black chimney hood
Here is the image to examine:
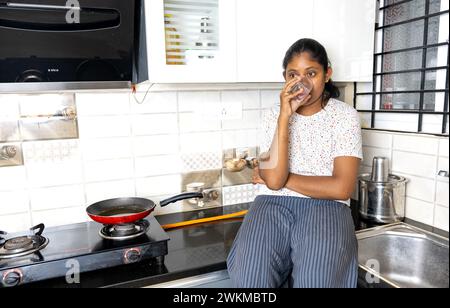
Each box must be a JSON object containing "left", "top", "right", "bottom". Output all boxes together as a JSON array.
[{"left": 0, "top": 0, "right": 140, "bottom": 92}]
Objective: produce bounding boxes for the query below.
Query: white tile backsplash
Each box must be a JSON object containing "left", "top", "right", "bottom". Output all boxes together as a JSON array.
[
  {"left": 85, "top": 179, "right": 135, "bottom": 204},
  {"left": 180, "top": 152, "right": 222, "bottom": 172},
  {"left": 19, "top": 93, "right": 74, "bottom": 116},
  {"left": 392, "top": 151, "right": 437, "bottom": 178},
  {"left": 362, "top": 146, "right": 392, "bottom": 168},
  {"left": 32, "top": 206, "right": 87, "bottom": 227},
  {"left": 130, "top": 92, "right": 177, "bottom": 114},
  {"left": 30, "top": 185, "right": 85, "bottom": 211},
  {"left": 393, "top": 135, "right": 439, "bottom": 155},
  {"left": 439, "top": 139, "right": 449, "bottom": 157},
  {"left": 81, "top": 137, "right": 132, "bottom": 161},
  {"left": 178, "top": 91, "right": 221, "bottom": 112},
  {"left": 221, "top": 90, "right": 260, "bottom": 110},
  {"left": 0, "top": 119, "right": 20, "bottom": 142},
  {"left": 78, "top": 116, "right": 131, "bottom": 138},
  {"left": 405, "top": 197, "right": 435, "bottom": 226},
  {"left": 0, "top": 166, "right": 27, "bottom": 191},
  {"left": 83, "top": 158, "right": 134, "bottom": 183},
  {"left": 0, "top": 213, "right": 31, "bottom": 233},
  {"left": 362, "top": 131, "right": 448, "bottom": 230},
  {"left": 362, "top": 130, "right": 392, "bottom": 148},
  {"left": 260, "top": 90, "right": 280, "bottom": 109},
  {"left": 179, "top": 112, "right": 221, "bottom": 133},
  {"left": 222, "top": 129, "right": 259, "bottom": 149},
  {"left": 27, "top": 161, "right": 83, "bottom": 188},
  {"left": 135, "top": 174, "right": 182, "bottom": 197},
  {"left": 395, "top": 173, "right": 436, "bottom": 203},
  {"left": 135, "top": 155, "right": 181, "bottom": 177},
  {"left": 0, "top": 87, "right": 448, "bottom": 233},
  {"left": 0, "top": 190, "right": 29, "bottom": 215},
  {"left": 22, "top": 140, "right": 80, "bottom": 163},
  {"left": 222, "top": 110, "right": 261, "bottom": 130},
  {"left": 223, "top": 184, "right": 259, "bottom": 206},
  {"left": 132, "top": 114, "right": 178, "bottom": 136},
  {"left": 133, "top": 135, "right": 179, "bottom": 156},
  {"left": 435, "top": 181, "right": 449, "bottom": 207},
  {"left": 0, "top": 95, "right": 20, "bottom": 117},
  {"left": 75, "top": 93, "right": 130, "bottom": 116},
  {"left": 0, "top": 98, "right": 21, "bottom": 141},
  {"left": 437, "top": 156, "right": 449, "bottom": 176},
  {"left": 179, "top": 132, "right": 222, "bottom": 154},
  {"left": 434, "top": 205, "right": 449, "bottom": 231}
]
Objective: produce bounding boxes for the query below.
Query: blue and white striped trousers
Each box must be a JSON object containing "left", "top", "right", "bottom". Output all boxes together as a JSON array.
[{"left": 227, "top": 195, "right": 358, "bottom": 288}]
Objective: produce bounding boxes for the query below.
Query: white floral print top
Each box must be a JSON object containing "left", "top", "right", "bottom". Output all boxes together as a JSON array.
[{"left": 257, "top": 98, "right": 363, "bottom": 206}]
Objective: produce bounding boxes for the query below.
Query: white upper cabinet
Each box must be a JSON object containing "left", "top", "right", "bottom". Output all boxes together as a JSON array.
[
  {"left": 312, "top": 0, "right": 376, "bottom": 82},
  {"left": 236, "top": 0, "right": 314, "bottom": 83},
  {"left": 236, "top": 0, "right": 376, "bottom": 82},
  {"left": 145, "top": 0, "right": 237, "bottom": 83},
  {"left": 142, "top": 0, "right": 376, "bottom": 83}
]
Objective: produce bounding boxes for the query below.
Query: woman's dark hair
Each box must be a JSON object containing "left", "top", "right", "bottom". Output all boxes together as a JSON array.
[{"left": 283, "top": 38, "right": 340, "bottom": 106}]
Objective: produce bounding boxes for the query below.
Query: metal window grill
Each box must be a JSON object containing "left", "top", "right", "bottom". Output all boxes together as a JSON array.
[{"left": 354, "top": 0, "right": 449, "bottom": 135}]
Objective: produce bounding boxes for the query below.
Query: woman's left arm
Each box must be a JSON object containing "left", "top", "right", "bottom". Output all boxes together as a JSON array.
[{"left": 284, "top": 156, "right": 361, "bottom": 200}]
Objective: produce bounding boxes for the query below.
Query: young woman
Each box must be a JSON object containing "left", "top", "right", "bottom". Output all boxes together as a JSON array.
[{"left": 227, "top": 38, "right": 363, "bottom": 288}]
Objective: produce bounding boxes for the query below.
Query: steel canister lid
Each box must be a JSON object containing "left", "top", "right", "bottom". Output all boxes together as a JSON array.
[{"left": 358, "top": 173, "right": 408, "bottom": 185}]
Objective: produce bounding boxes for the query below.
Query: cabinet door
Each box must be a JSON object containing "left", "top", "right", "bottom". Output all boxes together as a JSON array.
[
  {"left": 236, "top": 0, "right": 314, "bottom": 83},
  {"left": 313, "top": 0, "right": 376, "bottom": 82},
  {"left": 145, "top": 0, "right": 237, "bottom": 83}
]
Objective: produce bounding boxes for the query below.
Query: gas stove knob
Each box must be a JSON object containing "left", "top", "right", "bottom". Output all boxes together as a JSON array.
[
  {"left": 2, "top": 269, "right": 23, "bottom": 287},
  {"left": 124, "top": 248, "right": 142, "bottom": 264}
]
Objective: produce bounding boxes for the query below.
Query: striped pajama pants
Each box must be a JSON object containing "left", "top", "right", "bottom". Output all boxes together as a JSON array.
[{"left": 227, "top": 195, "right": 358, "bottom": 288}]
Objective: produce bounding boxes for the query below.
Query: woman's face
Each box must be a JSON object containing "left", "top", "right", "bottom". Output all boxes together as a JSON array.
[{"left": 284, "top": 52, "right": 332, "bottom": 107}]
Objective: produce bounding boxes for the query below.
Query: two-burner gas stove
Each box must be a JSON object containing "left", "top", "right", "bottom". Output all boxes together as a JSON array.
[{"left": 0, "top": 217, "right": 169, "bottom": 287}]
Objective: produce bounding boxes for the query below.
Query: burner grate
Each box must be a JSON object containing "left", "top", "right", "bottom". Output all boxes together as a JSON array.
[
  {"left": 0, "top": 224, "right": 49, "bottom": 260},
  {"left": 4, "top": 236, "right": 34, "bottom": 252},
  {"left": 100, "top": 220, "right": 150, "bottom": 241}
]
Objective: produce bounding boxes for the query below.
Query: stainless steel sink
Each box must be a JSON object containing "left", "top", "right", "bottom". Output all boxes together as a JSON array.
[{"left": 356, "top": 223, "right": 449, "bottom": 288}]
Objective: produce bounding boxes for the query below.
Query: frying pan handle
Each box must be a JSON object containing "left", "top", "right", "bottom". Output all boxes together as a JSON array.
[{"left": 160, "top": 192, "right": 204, "bottom": 207}]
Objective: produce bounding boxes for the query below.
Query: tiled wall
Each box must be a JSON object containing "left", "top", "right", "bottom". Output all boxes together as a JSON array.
[
  {"left": 1, "top": 87, "right": 448, "bottom": 233},
  {"left": 0, "top": 89, "right": 280, "bottom": 232},
  {"left": 358, "top": 130, "right": 449, "bottom": 231}
]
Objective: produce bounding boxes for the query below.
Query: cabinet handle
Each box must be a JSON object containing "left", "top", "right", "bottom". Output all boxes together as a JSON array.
[{"left": 198, "top": 55, "right": 215, "bottom": 59}]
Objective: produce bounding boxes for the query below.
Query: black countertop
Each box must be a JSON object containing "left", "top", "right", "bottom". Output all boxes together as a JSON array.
[
  {"left": 22, "top": 203, "right": 250, "bottom": 288},
  {"left": 22, "top": 201, "right": 448, "bottom": 288}
]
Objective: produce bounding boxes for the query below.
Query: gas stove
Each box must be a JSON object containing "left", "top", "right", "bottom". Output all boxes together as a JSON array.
[
  {"left": 0, "top": 217, "right": 169, "bottom": 288},
  {"left": 0, "top": 224, "right": 49, "bottom": 260}
]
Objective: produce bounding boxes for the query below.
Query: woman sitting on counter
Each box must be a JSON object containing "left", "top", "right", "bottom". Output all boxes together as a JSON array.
[{"left": 227, "top": 38, "right": 363, "bottom": 288}]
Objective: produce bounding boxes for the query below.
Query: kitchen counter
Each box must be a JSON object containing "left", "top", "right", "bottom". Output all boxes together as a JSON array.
[
  {"left": 22, "top": 201, "right": 447, "bottom": 288},
  {"left": 22, "top": 203, "right": 250, "bottom": 288}
]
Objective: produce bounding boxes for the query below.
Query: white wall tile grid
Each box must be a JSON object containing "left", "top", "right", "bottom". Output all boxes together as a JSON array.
[
  {"left": 181, "top": 152, "right": 223, "bottom": 172},
  {"left": 3, "top": 86, "right": 448, "bottom": 232},
  {"left": 1, "top": 88, "right": 274, "bottom": 231},
  {"left": 360, "top": 130, "right": 449, "bottom": 231},
  {"left": 222, "top": 184, "right": 259, "bottom": 206}
]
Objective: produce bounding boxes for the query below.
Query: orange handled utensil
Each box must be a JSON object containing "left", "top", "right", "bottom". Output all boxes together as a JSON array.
[{"left": 161, "top": 210, "right": 248, "bottom": 230}]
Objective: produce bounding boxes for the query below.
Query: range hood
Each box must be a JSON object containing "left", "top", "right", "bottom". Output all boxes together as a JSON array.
[{"left": 0, "top": 0, "right": 141, "bottom": 92}]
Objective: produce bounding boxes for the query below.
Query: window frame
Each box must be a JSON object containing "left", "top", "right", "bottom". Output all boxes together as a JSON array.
[{"left": 354, "top": 0, "right": 449, "bottom": 136}]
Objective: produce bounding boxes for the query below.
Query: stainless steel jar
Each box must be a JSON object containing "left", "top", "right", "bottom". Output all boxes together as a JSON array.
[{"left": 358, "top": 174, "right": 408, "bottom": 224}]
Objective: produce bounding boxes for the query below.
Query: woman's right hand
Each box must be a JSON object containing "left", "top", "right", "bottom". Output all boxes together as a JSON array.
[
  {"left": 252, "top": 166, "right": 266, "bottom": 185},
  {"left": 279, "top": 77, "right": 311, "bottom": 119}
]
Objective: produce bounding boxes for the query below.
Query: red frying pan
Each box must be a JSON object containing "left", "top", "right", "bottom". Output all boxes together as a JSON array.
[{"left": 86, "top": 192, "right": 204, "bottom": 225}]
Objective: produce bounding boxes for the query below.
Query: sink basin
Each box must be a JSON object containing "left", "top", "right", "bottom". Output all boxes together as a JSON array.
[{"left": 356, "top": 223, "right": 449, "bottom": 288}]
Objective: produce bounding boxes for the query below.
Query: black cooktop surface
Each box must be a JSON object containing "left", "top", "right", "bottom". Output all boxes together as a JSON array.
[{"left": 0, "top": 216, "right": 169, "bottom": 272}]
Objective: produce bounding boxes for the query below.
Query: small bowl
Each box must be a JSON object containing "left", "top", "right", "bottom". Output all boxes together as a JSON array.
[{"left": 224, "top": 158, "right": 246, "bottom": 172}]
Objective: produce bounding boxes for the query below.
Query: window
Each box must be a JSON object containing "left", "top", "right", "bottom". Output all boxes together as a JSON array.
[
  {"left": 163, "top": 0, "right": 219, "bottom": 65},
  {"left": 355, "top": 0, "right": 449, "bottom": 135}
]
